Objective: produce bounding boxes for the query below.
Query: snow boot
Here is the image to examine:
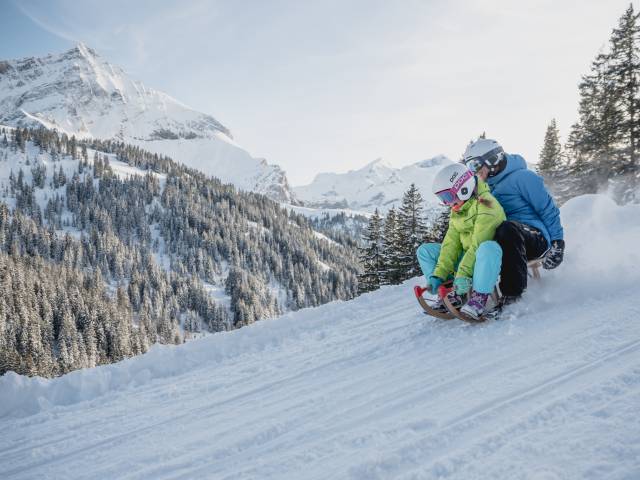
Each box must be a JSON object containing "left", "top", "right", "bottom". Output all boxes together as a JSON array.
[
  {"left": 414, "top": 285, "right": 461, "bottom": 313},
  {"left": 441, "top": 290, "right": 464, "bottom": 310},
  {"left": 460, "top": 290, "right": 490, "bottom": 320}
]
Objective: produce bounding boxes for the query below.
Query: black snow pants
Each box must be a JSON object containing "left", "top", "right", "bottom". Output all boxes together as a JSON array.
[{"left": 494, "top": 221, "right": 548, "bottom": 297}]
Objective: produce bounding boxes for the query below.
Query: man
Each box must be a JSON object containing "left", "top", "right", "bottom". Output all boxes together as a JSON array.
[{"left": 462, "top": 138, "right": 565, "bottom": 302}]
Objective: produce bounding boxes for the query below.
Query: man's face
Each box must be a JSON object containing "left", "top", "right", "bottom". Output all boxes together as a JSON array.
[{"left": 476, "top": 165, "right": 490, "bottom": 181}]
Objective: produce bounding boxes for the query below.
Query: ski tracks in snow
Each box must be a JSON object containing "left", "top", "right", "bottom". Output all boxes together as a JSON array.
[{"left": 1, "top": 282, "right": 639, "bottom": 479}]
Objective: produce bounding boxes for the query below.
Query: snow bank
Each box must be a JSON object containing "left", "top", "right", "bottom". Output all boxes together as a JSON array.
[
  {"left": 0, "top": 300, "right": 343, "bottom": 419},
  {"left": 1, "top": 194, "right": 638, "bottom": 419}
]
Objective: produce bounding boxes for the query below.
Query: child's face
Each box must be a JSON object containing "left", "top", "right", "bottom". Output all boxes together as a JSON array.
[{"left": 451, "top": 199, "right": 465, "bottom": 211}]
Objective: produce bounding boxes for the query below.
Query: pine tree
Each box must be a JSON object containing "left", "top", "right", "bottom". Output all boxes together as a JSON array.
[
  {"left": 564, "top": 5, "right": 640, "bottom": 202},
  {"left": 538, "top": 119, "right": 563, "bottom": 175},
  {"left": 396, "top": 184, "right": 426, "bottom": 280},
  {"left": 538, "top": 119, "right": 572, "bottom": 204},
  {"left": 423, "top": 208, "right": 449, "bottom": 244},
  {"left": 607, "top": 3, "right": 640, "bottom": 172},
  {"left": 380, "top": 208, "right": 403, "bottom": 285},
  {"left": 357, "top": 209, "right": 383, "bottom": 293},
  {"left": 567, "top": 52, "right": 623, "bottom": 194}
]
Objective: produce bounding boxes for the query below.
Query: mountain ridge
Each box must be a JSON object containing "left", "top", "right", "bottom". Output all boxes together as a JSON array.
[
  {"left": 294, "top": 154, "right": 452, "bottom": 212},
  {"left": 0, "top": 43, "right": 296, "bottom": 202}
]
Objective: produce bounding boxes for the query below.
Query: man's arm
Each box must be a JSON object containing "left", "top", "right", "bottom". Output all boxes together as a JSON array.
[{"left": 516, "top": 170, "right": 564, "bottom": 241}]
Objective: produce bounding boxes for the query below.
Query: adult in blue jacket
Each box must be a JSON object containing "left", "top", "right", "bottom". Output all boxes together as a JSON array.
[{"left": 462, "top": 138, "right": 565, "bottom": 301}]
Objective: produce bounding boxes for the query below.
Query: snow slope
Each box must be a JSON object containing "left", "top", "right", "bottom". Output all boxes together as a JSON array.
[
  {"left": 1, "top": 194, "right": 639, "bottom": 479},
  {"left": 0, "top": 44, "right": 294, "bottom": 202},
  {"left": 294, "top": 156, "right": 453, "bottom": 213}
]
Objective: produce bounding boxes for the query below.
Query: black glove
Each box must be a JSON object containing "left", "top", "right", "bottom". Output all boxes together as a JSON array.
[{"left": 543, "top": 239, "right": 565, "bottom": 270}]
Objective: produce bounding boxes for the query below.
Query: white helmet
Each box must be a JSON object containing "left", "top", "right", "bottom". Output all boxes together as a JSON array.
[
  {"left": 463, "top": 138, "right": 506, "bottom": 176},
  {"left": 432, "top": 163, "right": 476, "bottom": 205}
]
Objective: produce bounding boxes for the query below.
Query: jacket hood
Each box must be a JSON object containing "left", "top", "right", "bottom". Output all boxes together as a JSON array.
[{"left": 487, "top": 154, "right": 527, "bottom": 186}]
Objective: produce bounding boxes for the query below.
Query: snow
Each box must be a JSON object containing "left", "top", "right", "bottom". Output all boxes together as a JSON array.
[
  {"left": 1, "top": 196, "right": 639, "bottom": 479},
  {"left": 312, "top": 230, "right": 339, "bottom": 247},
  {"left": 131, "top": 136, "right": 294, "bottom": 203},
  {"left": 91, "top": 150, "right": 167, "bottom": 186}
]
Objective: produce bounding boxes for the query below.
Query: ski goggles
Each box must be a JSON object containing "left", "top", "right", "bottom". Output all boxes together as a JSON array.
[
  {"left": 435, "top": 189, "right": 459, "bottom": 205},
  {"left": 464, "top": 157, "right": 484, "bottom": 173},
  {"left": 435, "top": 169, "right": 474, "bottom": 206},
  {"left": 464, "top": 147, "right": 504, "bottom": 173}
]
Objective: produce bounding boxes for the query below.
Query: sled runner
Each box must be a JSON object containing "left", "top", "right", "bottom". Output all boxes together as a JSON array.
[
  {"left": 527, "top": 258, "right": 542, "bottom": 280},
  {"left": 414, "top": 285, "right": 455, "bottom": 320}
]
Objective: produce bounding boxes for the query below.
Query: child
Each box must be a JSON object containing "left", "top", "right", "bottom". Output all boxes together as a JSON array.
[{"left": 416, "top": 163, "right": 506, "bottom": 319}]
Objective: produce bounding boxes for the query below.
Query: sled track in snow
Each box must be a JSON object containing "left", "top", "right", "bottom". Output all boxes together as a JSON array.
[{"left": 1, "top": 278, "right": 639, "bottom": 479}]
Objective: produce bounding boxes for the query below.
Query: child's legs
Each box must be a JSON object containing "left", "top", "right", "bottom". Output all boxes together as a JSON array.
[
  {"left": 472, "top": 241, "right": 503, "bottom": 294},
  {"left": 416, "top": 243, "right": 441, "bottom": 280}
]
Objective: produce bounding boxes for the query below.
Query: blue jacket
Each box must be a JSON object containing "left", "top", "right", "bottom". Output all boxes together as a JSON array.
[{"left": 486, "top": 154, "right": 563, "bottom": 246}]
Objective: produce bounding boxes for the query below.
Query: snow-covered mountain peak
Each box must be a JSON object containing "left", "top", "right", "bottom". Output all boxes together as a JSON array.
[
  {"left": 360, "top": 157, "right": 393, "bottom": 172},
  {"left": 416, "top": 154, "right": 449, "bottom": 169},
  {"left": 295, "top": 155, "right": 454, "bottom": 213},
  {"left": 0, "top": 44, "right": 299, "bottom": 202},
  {"left": 72, "top": 41, "right": 97, "bottom": 59}
]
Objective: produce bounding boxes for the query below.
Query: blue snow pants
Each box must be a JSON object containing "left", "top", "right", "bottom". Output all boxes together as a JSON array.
[{"left": 416, "top": 242, "right": 502, "bottom": 294}]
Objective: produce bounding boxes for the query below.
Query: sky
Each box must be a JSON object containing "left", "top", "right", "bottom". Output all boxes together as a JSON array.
[{"left": 0, "top": 0, "right": 636, "bottom": 185}]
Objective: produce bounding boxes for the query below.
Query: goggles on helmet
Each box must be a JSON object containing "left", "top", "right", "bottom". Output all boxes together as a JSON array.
[
  {"left": 435, "top": 169, "right": 475, "bottom": 206},
  {"left": 464, "top": 157, "right": 484, "bottom": 173},
  {"left": 464, "top": 147, "right": 504, "bottom": 173},
  {"left": 435, "top": 189, "right": 459, "bottom": 205}
]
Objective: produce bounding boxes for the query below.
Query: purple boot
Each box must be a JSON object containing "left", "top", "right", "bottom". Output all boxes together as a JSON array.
[{"left": 461, "top": 290, "right": 490, "bottom": 320}]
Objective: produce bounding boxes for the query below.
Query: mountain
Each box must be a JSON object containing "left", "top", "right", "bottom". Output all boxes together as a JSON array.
[
  {"left": 0, "top": 43, "right": 295, "bottom": 202},
  {"left": 294, "top": 155, "right": 453, "bottom": 213},
  {"left": 2, "top": 194, "right": 639, "bottom": 478}
]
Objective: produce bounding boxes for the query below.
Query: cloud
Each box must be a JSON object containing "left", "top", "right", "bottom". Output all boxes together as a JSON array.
[{"left": 12, "top": 0, "right": 78, "bottom": 43}]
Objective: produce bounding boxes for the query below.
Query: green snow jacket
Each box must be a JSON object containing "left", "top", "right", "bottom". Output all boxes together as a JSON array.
[{"left": 433, "top": 179, "right": 506, "bottom": 280}]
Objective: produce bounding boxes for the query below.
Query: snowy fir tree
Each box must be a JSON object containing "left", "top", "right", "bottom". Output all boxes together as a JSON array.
[
  {"left": 423, "top": 208, "right": 449, "bottom": 245},
  {"left": 537, "top": 119, "right": 572, "bottom": 204},
  {"left": 564, "top": 4, "right": 640, "bottom": 203},
  {"left": 396, "top": 183, "right": 427, "bottom": 280},
  {"left": 537, "top": 119, "right": 563, "bottom": 175},
  {"left": 357, "top": 209, "right": 384, "bottom": 293},
  {"left": 359, "top": 185, "right": 442, "bottom": 292},
  {"left": 380, "top": 207, "right": 404, "bottom": 286}
]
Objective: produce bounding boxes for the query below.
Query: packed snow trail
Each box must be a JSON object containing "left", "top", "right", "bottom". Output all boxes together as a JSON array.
[{"left": 1, "top": 194, "right": 640, "bottom": 480}]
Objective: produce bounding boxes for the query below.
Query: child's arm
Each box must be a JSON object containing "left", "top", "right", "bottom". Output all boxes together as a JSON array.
[
  {"left": 456, "top": 205, "right": 503, "bottom": 279},
  {"left": 433, "top": 219, "right": 462, "bottom": 280}
]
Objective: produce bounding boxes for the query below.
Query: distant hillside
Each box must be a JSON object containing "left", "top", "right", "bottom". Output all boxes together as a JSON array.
[{"left": 0, "top": 126, "right": 359, "bottom": 377}]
